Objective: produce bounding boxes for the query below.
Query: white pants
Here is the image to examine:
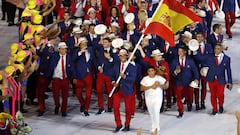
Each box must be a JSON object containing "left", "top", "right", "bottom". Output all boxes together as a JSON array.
[{"left": 145, "top": 94, "right": 162, "bottom": 133}]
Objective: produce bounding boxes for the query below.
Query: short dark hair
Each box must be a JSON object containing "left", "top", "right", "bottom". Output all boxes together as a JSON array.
[
  {"left": 178, "top": 45, "right": 187, "bottom": 51},
  {"left": 215, "top": 43, "right": 222, "bottom": 47},
  {"left": 103, "top": 37, "right": 112, "bottom": 42},
  {"left": 147, "top": 66, "right": 155, "bottom": 71},
  {"left": 213, "top": 24, "right": 221, "bottom": 32},
  {"left": 197, "top": 0, "right": 205, "bottom": 4}
]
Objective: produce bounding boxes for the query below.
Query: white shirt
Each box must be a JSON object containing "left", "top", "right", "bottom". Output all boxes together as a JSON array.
[
  {"left": 53, "top": 54, "right": 67, "bottom": 79},
  {"left": 140, "top": 75, "right": 166, "bottom": 98}
]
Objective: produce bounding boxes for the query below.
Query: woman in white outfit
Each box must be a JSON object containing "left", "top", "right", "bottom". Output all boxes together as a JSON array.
[{"left": 140, "top": 66, "right": 169, "bottom": 134}]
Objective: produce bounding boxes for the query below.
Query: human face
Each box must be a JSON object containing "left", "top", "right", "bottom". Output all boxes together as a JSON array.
[
  {"left": 178, "top": 48, "right": 186, "bottom": 58},
  {"left": 25, "top": 38, "right": 35, "bottom": 45},
  {"left": 153, "top": 55, "right": 162, "bottom": 62},
  {"left": 119, "top": 53, "right": 128, "bottom": 63},
  {"left": 196, "top": 34, "right": 203, "bottom": 43},
  {"left": 102, "top": 39, "right": 110, "bottom": 48},
  {"left": 216, "top": 25, "right": 223, "bottom": 34},
  {"left": 147, "top": 68, "right": 156, "bottom": 78},
  {"left": 64, "top": 13, "right": 70, "bottom": 21},
  {"left": 74, "top": 33, "right": 81, "bottom": 38},
  {"left": 199, "top": 0, "right": 206, "bottom": 8},
  {"left": 58, "top": 47, "right": 67, "bottom": 55},
  {"left": 214, "top": 45, "right": 222, "bottom": 55},
  {"left": 141, "top": 38, "right": 149, "bottom": 47},
  {"left": 111, "top": 8, "right": 117, "bottom": 17},
  {"left": 89, "top": 11, "right": 96, "bottom": 19},
  {"left": 80, "top": 42, "right": 87, "bottom": 50},
  {"left": 88, "top": 25, "right": 95, "bottom": 34}
]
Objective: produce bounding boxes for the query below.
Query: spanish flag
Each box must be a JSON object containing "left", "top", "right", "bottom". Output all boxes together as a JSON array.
[{"left": 144, "top": 0, "right": 202, "bottom": 46}]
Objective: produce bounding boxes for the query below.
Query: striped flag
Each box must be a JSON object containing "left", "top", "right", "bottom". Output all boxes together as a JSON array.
[{"left": 144, "top": 0, "right": 202, "bottom": 46}]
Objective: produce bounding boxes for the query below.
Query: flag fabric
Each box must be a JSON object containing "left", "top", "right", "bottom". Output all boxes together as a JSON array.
[{"left": 144, "top": 0, "right": 202, "bottom": 46}]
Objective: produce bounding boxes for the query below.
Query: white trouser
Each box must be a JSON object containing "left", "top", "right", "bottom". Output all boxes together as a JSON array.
[{"left": 145, "top": 94, "right": 162, "bottom": 133}]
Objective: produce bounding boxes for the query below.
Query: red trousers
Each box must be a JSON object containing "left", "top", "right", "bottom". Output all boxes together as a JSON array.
[
  {"left": 36, "top": 75, "right": 50, "bottom": 111},
  {"left": 52, "top": 78, "right": 69, "bottom": 113},
  {"left": 225, "top": 12, "right": 236, "bottom": 36},
  {"left": 176, "top": 86, "right": 194, "bottom": 113},
  {"left": 96, "top": 73, "right": 113, "bottom": 109},
  {"left": 113, "top": 88, "right": 132, "bottom": 127},
  {"left": 131, "top": 85, "right": 136, "bottom": 115},
  {"left": 75, "top": 73, "right": 92, "bottom": 112},
  {"left": 208, "top": 80, "right": 225, "bottom": 112},
  {"left": 166, "top": 76, "right": 176, "bottom": 105}
]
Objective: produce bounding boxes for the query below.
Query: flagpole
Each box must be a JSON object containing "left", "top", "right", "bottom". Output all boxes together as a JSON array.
[
  {"left": 109, "top": 34, "right": 144, "bottom": 97},
  {"left": 108, "top": 0, "right": 165, "bottom": 97}
]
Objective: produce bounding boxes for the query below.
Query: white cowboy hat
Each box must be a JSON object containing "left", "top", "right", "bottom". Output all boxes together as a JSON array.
[
  {"left": 197, "top": 10, "right": 206, "bottom": 17},
  {"left": 78, "top": 37, "right": 88, "bottom": 44},
  {"left": 87, "top": 7, "right": 96, "bottom": 14},
  {"left": 124, "top": 13, "right": 135, "bottom": 24},
  {"left": 188, "top": 39, "right": 199, "bottom": 51},
  {"left": 182, "top": 31, "right": 192, "bottom": 39},
  {"left": 112, "top": 38, "right": 123, "bottom": 49},
  {"left": 72, "top": 27, "right": 82, "bottom": 33},
  {"left": 73, "top": 18, "right": 82, "bottom": 26},
  {"left": 119, "top": 49, "right": 128, "bottom": 55},
  {"left": 200, "top": 67, "right": 209, "bottom": 77},
  {"left": 151, "top": 49, "right": 164, "bottom": 57},
  {"left": 94, "top": 24, "right": 107, "bottom": 35},
  {"left": 83, "top": 20, "right": 91, "bottom": 25},
  {"left": 123, "top": 41, "right": 133, "bottom": 50},
  {"left": 189, "top": 81, "right": 199, "bottom": 88},
  {"left": 58, "top": 42, "right": 68, "bottom": 49},
  {"left": 215, "top": 10, "right": 225, "bottom": 19}
]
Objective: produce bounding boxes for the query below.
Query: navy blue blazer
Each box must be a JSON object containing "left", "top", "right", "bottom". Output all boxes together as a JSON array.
[
  {"left": 66, "top": 36, "right": 76, "bottom": 52},
  {"left": 58, "top": 21, "right": 73, "bottom": 39},
  {"left": 205, "top": 54, "right": 232, "bottom": 84},
  {"left": 122, "top": 29, "right": 141, "bottom": 46},
  {"left": 36, "top": 46, "right": 54, "bottom": 79},
  {"left": 72, "top": 48, "right": 96, "bottom": 79},
  {"left": 223, "top": 0, "right": 240, "bottom": 12},
  {"left": 45, "top": 52, "right": 74, "bottom": 79},
  {"left": 96, "top": 47, "right": 115, "bottom": 78},
  {"left": 207, "top": 33, "right": 224, "bottom": 49},
  {"left": 113, "top": 62, "right": 137, "bottom": 95},
  {"left": 170, "top": 56, "right": 199, "bottom": 86},
  {"left": 193, "top": 43, "right": 213, "bottom": 68}
]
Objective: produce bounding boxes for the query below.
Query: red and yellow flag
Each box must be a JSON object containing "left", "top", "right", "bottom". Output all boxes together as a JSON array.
[{"left": 144, "top": 0, "right": 202, "bottom": 46}]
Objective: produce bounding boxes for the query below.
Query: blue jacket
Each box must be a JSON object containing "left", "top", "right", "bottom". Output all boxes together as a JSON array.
[
  {"left": 72, "top": 48, "right": 96, "bottom": 79},
  {"left": 45, "top": 52, "right": 75, "bottom": 79},
  {"left": 223, "top": 0, "right": 240, "bottom": 12},
  {"left": 66, "top": 36, "right": 76, "bottom": 52},
  {"left": 205, "top": 53, "right": 232, "bottom": 84},
  {"left": 170, "top": 56, "right": 199, "bottom": 86},
  {"left": 96, "top": 47, "right": 115, "bottom": 78},
  {"left": 36, "top": 46, "right": 54, "bottom": 79},
  {"left": 122, "top": 29, "right": 141, "bottom": 46},
  {"left": 207, "top": 33, "right": 224, "bottom": 49},
  {"left": 193, "top": 43, "right": 213, "bottom": 68},
  {"left": 58, "top": 21, "right": 73, "bottom": 39},
  {"left": 113, "top": 62, "right": 137, "bottom": 95}
]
